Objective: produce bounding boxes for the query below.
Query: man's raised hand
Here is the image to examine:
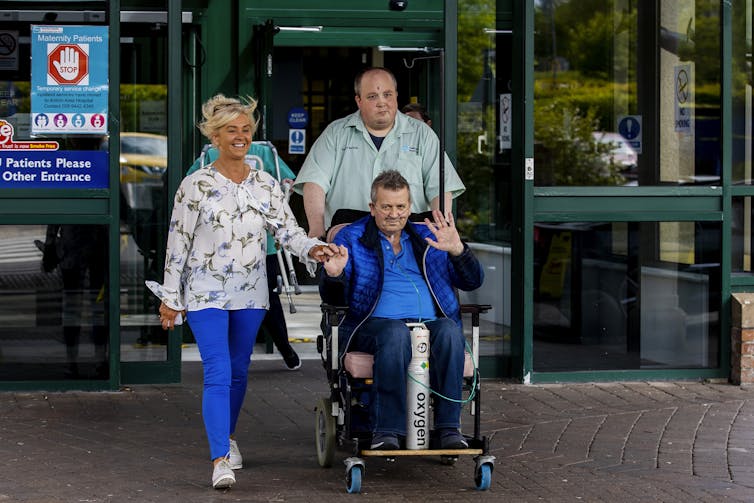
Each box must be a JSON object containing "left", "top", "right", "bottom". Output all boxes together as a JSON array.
[{"left": 424, "top": 209, "right": 464, "bottom": 256}]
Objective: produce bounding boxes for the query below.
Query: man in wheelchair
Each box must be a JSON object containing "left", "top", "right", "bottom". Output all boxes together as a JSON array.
[{"left": 320, "top": 170, "right": 484, "bottom": 451}]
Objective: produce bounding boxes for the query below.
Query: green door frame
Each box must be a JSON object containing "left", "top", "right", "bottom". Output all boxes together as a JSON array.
[
  {"left": 521, "top": 0, "right": 733, "bottom": 383},
  {"left": 510, "top": 0, "right": 534, "bottom": 383},
  {"left": 119, "top": 0, "right": 184, "bottom": 384}
]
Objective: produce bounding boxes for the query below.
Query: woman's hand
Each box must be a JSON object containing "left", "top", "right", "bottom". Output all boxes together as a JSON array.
[
  {"left": 308, "top": 243, "right": 339, "bottom": 263},
  {"left": 158, "top": 302, "right": 184, "bottom": 331}
]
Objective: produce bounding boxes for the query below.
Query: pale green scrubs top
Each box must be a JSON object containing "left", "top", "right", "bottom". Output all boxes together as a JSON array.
[{"left": 292, "top": 111, "right": 465, "bottom": 228}]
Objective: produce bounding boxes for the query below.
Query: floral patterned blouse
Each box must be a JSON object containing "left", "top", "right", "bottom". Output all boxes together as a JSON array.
[{"left": 146, "top": 164, "right": 323, "bottom": 312}]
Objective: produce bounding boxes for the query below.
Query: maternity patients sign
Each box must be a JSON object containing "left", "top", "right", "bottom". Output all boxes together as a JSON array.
[{"left": 30, "top": 25, "right": 108, "bottom": 135}]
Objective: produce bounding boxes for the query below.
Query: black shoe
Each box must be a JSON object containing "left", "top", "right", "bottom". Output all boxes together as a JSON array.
[
  {"left": 439, "top": 429, "right": 468, "bottom": 449},
  {"left": 370, "top": 432, "right": 399, "bottom": 450},
  {"left": 283, "top": 350, "right": 301, "bottom": 370}
]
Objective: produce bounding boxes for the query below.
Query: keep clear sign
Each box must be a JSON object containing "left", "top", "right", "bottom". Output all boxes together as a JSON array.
[
  {"left": 674, "top": 63, "right": 693, "bottom": 134},
  {"left": 30, "top": 25, "right": 108, "bottom": 135}
]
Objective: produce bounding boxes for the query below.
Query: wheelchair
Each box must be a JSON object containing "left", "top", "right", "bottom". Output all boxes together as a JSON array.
[{"left": 314, "top": 301, "right": 495, "bottom": 493}]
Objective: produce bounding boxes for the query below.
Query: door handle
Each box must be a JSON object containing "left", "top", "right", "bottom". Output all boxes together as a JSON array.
[{"left": 477, "top": 132, "right": 487, "bottom": 154}]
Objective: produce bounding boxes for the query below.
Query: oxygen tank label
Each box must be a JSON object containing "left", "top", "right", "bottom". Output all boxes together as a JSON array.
[
  {"left": 407, "top": 325, "right": 430, "bottom": 450},
  {"left": 412, "top": 392, "right": 427, "bottom": 444}
]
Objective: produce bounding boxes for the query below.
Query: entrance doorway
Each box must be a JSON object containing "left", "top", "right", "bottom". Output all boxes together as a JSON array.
[
  {"left": 257, "top": 44, "right": 443, "bottom": 286},
  {"left": 263, "top": 46, "right": 440, "bottom": 172},
  {"left": 244, "top": 14, "right": 514, "bottom": 378}
]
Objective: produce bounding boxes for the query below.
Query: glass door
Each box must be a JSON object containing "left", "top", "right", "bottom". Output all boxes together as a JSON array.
[
  {"left": 529, "top": 0, "right": 724, "bottom": 380},
  {"left": 455, "top": 0, "right": 513, "bottom": 377},
  {"left": 117, "top": 14, "right": 169, "bottom": 364},
  {"left": 0, "top": 4, "right": 112, "bottom": 387}
]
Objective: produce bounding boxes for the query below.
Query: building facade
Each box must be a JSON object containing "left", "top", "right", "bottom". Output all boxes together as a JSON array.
[{"left": 0, "top": 0, "right": 748, "bottom": 389}]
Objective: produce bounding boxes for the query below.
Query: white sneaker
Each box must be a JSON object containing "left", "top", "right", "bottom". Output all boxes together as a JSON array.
[
  {"left": 228, "top": 439, "right": 243, "bottom": 469},
  {"left": 212, "top": 458, "right": 235, "bottom": 489}
]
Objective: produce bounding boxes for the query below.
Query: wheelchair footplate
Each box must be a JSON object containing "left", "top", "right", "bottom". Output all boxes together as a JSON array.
[
  {"left": 361, "top": 447, "right": 483, "bottom": 457},
  {"left": 339, "top": 437, "right": 495, "bottom": 493}
]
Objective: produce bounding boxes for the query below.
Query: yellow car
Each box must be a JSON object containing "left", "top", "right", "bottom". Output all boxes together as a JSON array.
[{"left": 102, "top": 132, "right": 167, "bottom": 210}]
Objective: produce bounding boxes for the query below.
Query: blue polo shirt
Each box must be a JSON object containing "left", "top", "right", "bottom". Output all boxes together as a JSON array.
[{"left": 371, "top": 232, "right": 436, "bottom": 321}]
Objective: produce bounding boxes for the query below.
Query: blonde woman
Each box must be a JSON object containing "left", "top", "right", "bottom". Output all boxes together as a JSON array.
[{"left": 147, "top": 94, "right": 335, "bottom": 489}]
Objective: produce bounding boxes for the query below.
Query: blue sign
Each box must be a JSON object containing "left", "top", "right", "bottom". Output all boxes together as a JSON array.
[
  {"left": 618, "top": 116, "right": 640, "bottom": 140},
  {"left": 617, "top": 115, "right": 642, "bottom": 154},
  {"left": 287, "top": 107, "right": 309, "bottom": 129},
  {"left": 30, "top": 25, "right": 109, "bottom": 135},
  {"left": 0, "top": 150, "right": 109, "bottom": 188},
  {"left": 289, "top": 128, "right": 306, "bottom": 155}
]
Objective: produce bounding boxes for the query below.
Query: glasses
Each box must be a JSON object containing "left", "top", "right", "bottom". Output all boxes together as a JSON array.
[{"left": 363, "top": 91, "right": 395, "bottom": 103}]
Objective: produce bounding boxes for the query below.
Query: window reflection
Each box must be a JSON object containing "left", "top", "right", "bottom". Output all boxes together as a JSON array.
[
  {"left": 534, "top": 221, "right": 720, "bottom": 371},
  {"left": 733, "top": 197, "right": 754, "bottom": 272},
  {"left": 456, "top": 0, "right": 509, "bottom": 360},
  {"left": 534, "top": 1, "right": 721, "bottom": 187},
  {"left": 0, "top": 225, "right": 109, "bottom": 380},
  {"left": 118, "top": 20, "right": 170, "bottom": 361},
  {"left": 731, "top": 1, "right": 752, "bottom": 185}
]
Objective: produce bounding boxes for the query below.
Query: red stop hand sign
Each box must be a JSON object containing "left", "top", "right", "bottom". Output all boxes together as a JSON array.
[{"left": 47, "top": 44, "right": 89, "bottom": 85}]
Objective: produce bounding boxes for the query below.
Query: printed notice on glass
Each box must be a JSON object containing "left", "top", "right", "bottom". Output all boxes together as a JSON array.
[
  {"left": 498, "top": 93, "right": 512, "bottom": 151},
  {"left": 674, "top": 63, "right": 693, "bottom": 134},
  {"left": 30, "top": 25, "right": 108, "bottom": 136},
  {"left": 0, "top": 31, "right": 19, "bottom": 71},
  {"left": 0, "top": 119, "right": 108, "bottom": 189}
]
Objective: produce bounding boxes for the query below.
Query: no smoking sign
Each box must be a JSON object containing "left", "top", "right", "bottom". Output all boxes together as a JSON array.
[{"left": 47, "top": 44, "right": 89, "bottom": 85}]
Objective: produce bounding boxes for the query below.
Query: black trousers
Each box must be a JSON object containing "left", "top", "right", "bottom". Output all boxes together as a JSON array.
[{"left": 263, "top": 254, "right": 295, "bottom": 358}]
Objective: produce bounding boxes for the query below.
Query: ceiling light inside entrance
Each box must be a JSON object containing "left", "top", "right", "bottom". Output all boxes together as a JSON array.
[
  {"left": 378, "top": 46, "right": 435, "bottom": 52},
  {"left": 277, "top": 26, "right": 323, "bottom": 32}
]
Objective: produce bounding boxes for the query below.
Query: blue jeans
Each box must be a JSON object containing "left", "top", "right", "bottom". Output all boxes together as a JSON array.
[
  {"left": 187, "top": 308, "right": 265, "bottom": 460},
  {"left": 351, "top": 317, "right": 465, "bottom": 436}
]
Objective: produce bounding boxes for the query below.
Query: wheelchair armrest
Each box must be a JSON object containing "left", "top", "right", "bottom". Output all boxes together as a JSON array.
[
  {"left": 460, "top": 304, "right": 492, "bottom": 326},
  {"left": 321, "top": 303, "right": 348, "bottom": 327},
  {"left": 460, "top": 304, "right": 491, "bottom": 372},
  {"left": 320, "top": 303, "right": 348, "bottom": 373},
  {"left": 460, "top": 304, "right": 492, "bottom": 314}
]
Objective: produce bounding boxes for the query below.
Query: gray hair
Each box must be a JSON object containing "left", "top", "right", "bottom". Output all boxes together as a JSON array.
[
  {"left": 197, "top": 94, "right": 258, "bottom": 140},
  {"left": 370, "top": 170, "right": 410, "bottom": 203}
]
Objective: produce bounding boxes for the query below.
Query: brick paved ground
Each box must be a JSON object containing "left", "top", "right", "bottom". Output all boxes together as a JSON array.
[{"left": 2, "top": 360, "right": 754, "bottom": 502}]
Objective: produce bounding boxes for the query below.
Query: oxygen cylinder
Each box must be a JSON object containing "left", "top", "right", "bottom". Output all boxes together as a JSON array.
[{"left": 406, "top": 323, "right": 430, "bottom": 450}]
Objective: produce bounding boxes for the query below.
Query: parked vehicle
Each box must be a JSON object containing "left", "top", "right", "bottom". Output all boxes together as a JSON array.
[
  {"left": 101, "top": 132, "right": 168, "bottom": 256},
  {"left": 102, "top": 132, "right": 168, "bottom": 209},
  {"left": 592, "top": 131, "right": 638, "bottom": 183}
]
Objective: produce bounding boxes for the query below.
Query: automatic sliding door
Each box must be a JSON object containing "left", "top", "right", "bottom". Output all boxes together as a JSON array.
[{"left": 118, "top": 17, "right": 169, "bottom": 363}]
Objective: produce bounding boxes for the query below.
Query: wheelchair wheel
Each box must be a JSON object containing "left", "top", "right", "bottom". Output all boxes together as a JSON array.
[
  {"left": 315, "top": 397, "right": 336, "bottom": 467},
  {"left": 346, "top": 465, "right": 362, "bottom": 494},
  {"left": 474, "top": 462, "right": 492, "bottom": 490}
]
